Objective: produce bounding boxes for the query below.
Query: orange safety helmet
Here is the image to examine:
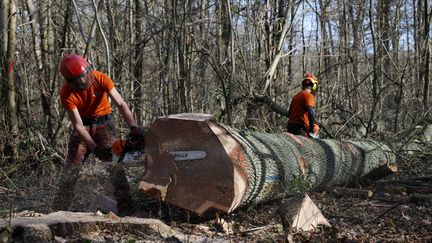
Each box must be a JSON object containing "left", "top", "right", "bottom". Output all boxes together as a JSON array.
[
  {"left": 60, "top": 54, "right": 89, "bottom": 81},
  {"left": 302, "top": 73, "right": 319, "bottom": 92}
]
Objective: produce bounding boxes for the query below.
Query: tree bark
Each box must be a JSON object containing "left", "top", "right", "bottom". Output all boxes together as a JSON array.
[
  {"left": 3, "top": 0, "right": 18, "bottom": 160},
  {"left": 262, "top": 2, "right": 298, "bottom": 94},
  {"left": 220, "top": 0, "right": 231, "bottom": 123},
  {"left": 422, "top": 0, "right": 430, "bottom": 112},
  {"left": 38, "top": 0, "right": 56, "bottom": 138},
  {"left": 227, "top": 0, "right": 235, "bottom": 125},
  {"left": 0, "top": 0, "right": 8, "bottom": 56},
  {"left": 90, "top": 0, "right": 110, "bottom": 75},
  {"left": 25, "top": 0, "right": 42, "bottom": 71},
  {"left": 132, "top": 0, "right": 145, "bottom": 123}
]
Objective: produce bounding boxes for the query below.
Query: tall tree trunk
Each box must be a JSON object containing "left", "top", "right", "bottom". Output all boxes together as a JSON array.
[
  {"left": 165, "top": 0, "right": 176, "bottom": 114},
  {"left": 196, "top": 0, "right": 209, "bottom": 113},
  {"left": 83, "top": 0, "right": 104, "bottom": 58},
  {"left": 226, "top": 0, "right": 234, "bottom": 125},
  {"left": 38, "top": 0, "right": 55, "bottom": 138},
  {"left": 392, "top": 0, "right": 403, "bottom": 132},
  {"left": 379, "top": 0, "right": 391, "bottom": 100},
  {"left": 367, "top": 0, "right": 380, "bottom": 137},
  {"left": 287, "top": 2, "right": 295, "bottom": 85},
  {"left": 422, "top": 0, "right": 430, "bottom": 112},
  {"left": 3, "top": 0, "right": 19, "bottom": 160},
  {"left": 106, "top": 0, "right": 120, "bottom": 83},
  {"left": 171, "top": 1, "right": 187, "bottom": 113},
  {"left": 262, "top": 1, "right": 296, "bottom": 93},
  {"left": 338, "top": 0, "right": 349, "bottom": 109},
  {"left": 412, "top": 0, "right": 420, "bottom": 98},
  {"left": 90, "top": 0, "right": 110, "bottom": 75},
  {"left": 25, "top": 0, "right": 42, "bottom": 71},
  {"left": 218, "top": 0, "right": 231, "bottom": 123},
  {"left": 133, "top": 0, "right": 145, "bottom": 124},
  {"left": 348, "top": 0, "right": 366, "bottom": 113},
  {"left": 0, "top": 0, "right": 7, "bottom": 57},
  {"left": 318, "top": 0, "right": 331, "bottom": 75}
]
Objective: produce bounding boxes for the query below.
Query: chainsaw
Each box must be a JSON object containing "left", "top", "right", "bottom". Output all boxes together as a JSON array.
[
  {"left": 111, "top": 139, "right": 207, "bottom": 165},
  {"left": 111, "top": 139, "right": 145, "bottom": 165}
]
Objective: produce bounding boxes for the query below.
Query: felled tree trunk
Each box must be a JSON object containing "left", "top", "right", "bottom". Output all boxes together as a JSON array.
[{"left": 139, "top": 113, "right": 397, "bottom": 216}]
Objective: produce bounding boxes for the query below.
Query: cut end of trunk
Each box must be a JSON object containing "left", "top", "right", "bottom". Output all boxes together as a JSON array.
[{"left": 140, "top": 113, "right": 248, "bottom": 216}]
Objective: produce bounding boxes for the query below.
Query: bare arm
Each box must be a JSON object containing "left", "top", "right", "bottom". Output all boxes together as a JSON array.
[
  {"left": 108, "top": 87, "right": 138, "bottom": 128},
  {"left": 67, "top": 109, "right": 97, "bottom": 151}
]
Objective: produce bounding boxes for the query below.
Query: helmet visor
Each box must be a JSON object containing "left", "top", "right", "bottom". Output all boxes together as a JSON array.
[{"left": 66, "top": 66, "right": 91, "bottom": 83}]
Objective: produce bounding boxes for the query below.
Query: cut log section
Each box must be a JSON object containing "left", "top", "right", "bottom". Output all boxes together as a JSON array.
[
  {"left": 0, "top": 211, "right": 203, "bottom": 242},
  {"left": 139, "top": 113, "right": 397, "bottom": 216}
]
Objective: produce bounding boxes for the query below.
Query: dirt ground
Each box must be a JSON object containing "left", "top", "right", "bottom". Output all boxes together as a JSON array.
[{"left": 1, "top": 146, "right": 432, "bottom": 242}]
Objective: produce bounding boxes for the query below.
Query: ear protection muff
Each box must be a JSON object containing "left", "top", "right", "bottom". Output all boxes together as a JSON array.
[{"left": 311, "top": 81, "right": 318, "bottom": 92}]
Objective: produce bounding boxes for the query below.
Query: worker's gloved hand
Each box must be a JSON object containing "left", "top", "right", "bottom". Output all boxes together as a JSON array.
[
  {"left": 128, "top": 126, "right": 145, "bottom": 143},
  {"left": 309, "top": 123, "right": 320, "bottom": 138},
  {"left": 309, "top": 132, "right": 319, "bottom": 139}
]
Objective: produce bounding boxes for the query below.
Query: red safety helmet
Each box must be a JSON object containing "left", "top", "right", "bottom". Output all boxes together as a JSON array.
[
  {"left": 302, "top": 73, "right": 318, "bottom": 92},
  {"left": 60, "top": 54, "right": 89, "bottom": 81}
]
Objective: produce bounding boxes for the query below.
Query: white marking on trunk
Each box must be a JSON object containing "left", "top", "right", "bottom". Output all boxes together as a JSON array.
[{"left": 168, "top": 151, "right": 207, "bottom": 161}]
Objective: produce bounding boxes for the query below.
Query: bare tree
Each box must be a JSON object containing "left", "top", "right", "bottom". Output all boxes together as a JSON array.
[
  {"left": 0, "top": 0, "right": 431, "bottom": 166},
  {"left": 132, "top": 0, "right": 146, "bottom": 124},
  {"left": 2, "top": 0, "right": 19, "bottom": 160},
  {"left": 421, "top": 0, "right": 430, "bottom": 112}
]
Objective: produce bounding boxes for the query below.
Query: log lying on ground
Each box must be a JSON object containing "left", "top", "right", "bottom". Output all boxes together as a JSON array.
[
  {"left": 0, "top": 211, "right": 203, "bottom": 242},
  {"left": 139, "top": 113, "right": 397, "bottom": 216}
]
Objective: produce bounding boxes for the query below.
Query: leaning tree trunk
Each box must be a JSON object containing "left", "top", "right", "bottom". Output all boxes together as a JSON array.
[{"left": 138, "top": 113, "right": 397, "bottom": 216}]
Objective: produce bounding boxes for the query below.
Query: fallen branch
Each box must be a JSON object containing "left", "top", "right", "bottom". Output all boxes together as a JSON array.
[
  {"left": 0, "top": 186, "right": 11, "bottom": 192},
  {"left": 0, "top": 168, "right": 18, "bottom": 190},
  {"left": 369, "top": 198, "right": 410, "bottom": 223},
  {"left": 252, "top": 95, "right": 289, "bottom": 117},
  {"left": 378, "top": 176, "right": 432, "bottom": 184},
  {"left": 365, "top": 163, "right": 398, "bottom": 181},
  {"left": 328, "top": 186, "right": 374, "bottom": 198}
]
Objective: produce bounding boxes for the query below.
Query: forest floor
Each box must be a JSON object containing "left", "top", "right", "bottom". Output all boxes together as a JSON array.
[{"left": 1, "top": 142, "right": 432, "bottom": 242}]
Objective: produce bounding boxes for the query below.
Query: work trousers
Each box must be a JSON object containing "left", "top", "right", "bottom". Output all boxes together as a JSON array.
[
  {"left": 52, "top": 120, "right": 133, "bottom": 214},
  {"left": 287, "top": 123, "right": 308, "bottom": 136}
]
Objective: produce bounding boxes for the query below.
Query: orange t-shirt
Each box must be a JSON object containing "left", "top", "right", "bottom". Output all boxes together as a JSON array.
[
  {"left": 288, "top": 90, "right": 316, "bottom": 130},
  {"left": 60, "top": 70, "right": 114, "bottom": 118}
]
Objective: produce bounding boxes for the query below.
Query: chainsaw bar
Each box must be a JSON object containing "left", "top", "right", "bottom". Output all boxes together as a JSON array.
[
  {"left": 113, "top": 150, "right": 207, "bottom": 164},
  {"left": 112, "top": 135, "right": 207, "bottom": 164}
]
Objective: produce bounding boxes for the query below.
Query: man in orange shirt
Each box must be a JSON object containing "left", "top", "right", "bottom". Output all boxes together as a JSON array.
[
  {"left": 53, "top": 54, "right": 144, "bottom": 214},
  {"left": 287, "top": 73, "right": 319, "bottom": 138}
]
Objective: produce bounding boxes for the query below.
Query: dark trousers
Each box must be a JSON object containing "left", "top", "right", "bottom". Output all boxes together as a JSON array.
[{"left": 287, "top": 123, "right": 308, "bottom": 136}]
